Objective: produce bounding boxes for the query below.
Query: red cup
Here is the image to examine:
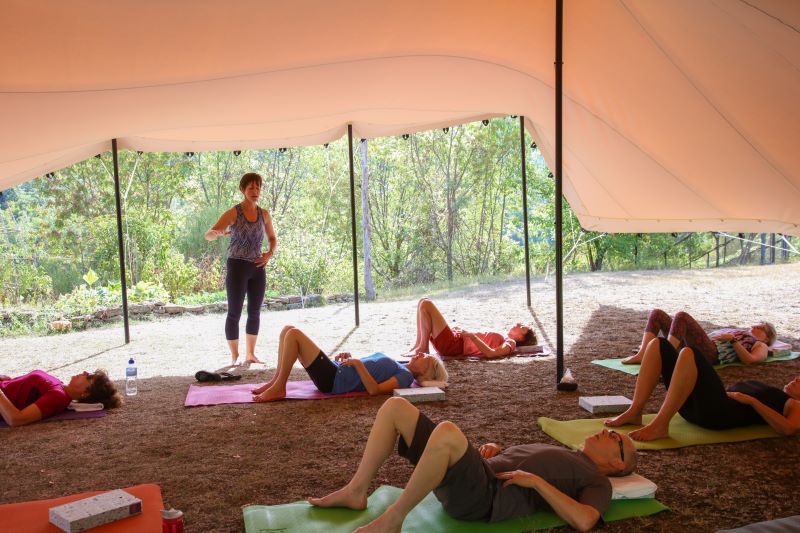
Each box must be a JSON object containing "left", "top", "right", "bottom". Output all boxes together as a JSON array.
[{"left": 161, "top": 508, "right": 184, "bottom": 533}]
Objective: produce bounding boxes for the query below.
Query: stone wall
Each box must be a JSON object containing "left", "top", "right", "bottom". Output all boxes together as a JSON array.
[{"left": 1, "top": 293, "right": 356, "bottom": 332}]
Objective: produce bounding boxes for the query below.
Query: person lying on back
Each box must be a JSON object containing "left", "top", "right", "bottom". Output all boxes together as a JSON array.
[
  {"left": 310, "top": 397, "right": 637, "bottom": 532},
  {"left": 0, "top": 369, "right": 122, "bottom": 427}
]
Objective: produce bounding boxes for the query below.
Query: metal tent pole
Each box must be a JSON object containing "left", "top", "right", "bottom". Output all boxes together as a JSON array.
[
  {"left": 111, "top": 139, "right": 130, "bottom": 343},
  {"left": 519, "top": 116, "right": 531, "bottom": 307},
  {"left": 347, "top": 125, "right": 361, "bottom": 326},
  {"left": 555, "top": 0, "right": 565, "bottom": 383}
]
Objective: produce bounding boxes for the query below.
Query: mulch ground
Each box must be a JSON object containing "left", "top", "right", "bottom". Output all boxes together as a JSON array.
[{"left": 1, "top": 263, "right": 799, "bottom": 532}]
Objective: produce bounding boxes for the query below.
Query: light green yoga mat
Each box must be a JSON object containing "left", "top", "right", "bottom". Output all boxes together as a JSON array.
[
  {"left": 538, "top": 414, "right": 781, "bottom": 450},
  {"left": 243, "top": 485, "right": 669, "bottom": 532},
  {"left": 591, "top": 351, "right": 800, "bottom": 375}
]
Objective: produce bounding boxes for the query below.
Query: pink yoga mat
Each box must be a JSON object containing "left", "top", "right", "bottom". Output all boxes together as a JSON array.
[
  {"left": 0, "top": 409, "right": 106, "bottom": 428},
  {"left": 184, "top": 380, "right": 369, "bottom": 407}
]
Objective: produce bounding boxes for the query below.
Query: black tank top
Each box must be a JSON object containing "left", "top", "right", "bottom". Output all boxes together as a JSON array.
[{"left": 728, "top": 380, "right": 790, "bottom": 415}]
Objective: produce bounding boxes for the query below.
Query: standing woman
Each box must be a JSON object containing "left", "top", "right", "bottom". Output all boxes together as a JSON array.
[{"left": 206, "top": 172, "right": 277, "bottom": 366}]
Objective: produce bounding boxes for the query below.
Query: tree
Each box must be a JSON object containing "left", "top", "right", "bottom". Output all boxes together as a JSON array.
[{"left": 359, "top": 140, "right": 375, "bottom": 300}]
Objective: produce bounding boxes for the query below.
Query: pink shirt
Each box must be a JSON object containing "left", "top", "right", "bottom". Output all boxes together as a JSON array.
[
  {"left": 462, "top": 331, "right": 517, "bottom": 357},
  {"left": 0, "top": 370, "right": 72, "bottom": 419}
]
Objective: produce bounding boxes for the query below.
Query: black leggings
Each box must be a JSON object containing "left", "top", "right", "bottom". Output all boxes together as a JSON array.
[
  {"left": 658, "top": 338, "right": 762, "bottom": 429},
  {"left": 225, "top": 258, "right": 266, "bottom": 340}
]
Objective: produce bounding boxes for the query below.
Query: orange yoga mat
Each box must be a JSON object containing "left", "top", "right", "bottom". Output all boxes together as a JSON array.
[{"left": 0, "top": 484, "right": 163, "bottom": 532}]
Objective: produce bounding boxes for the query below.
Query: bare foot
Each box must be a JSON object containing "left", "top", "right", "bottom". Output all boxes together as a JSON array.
[
  {"left": 354, "top": 512, "right": 403, "bottom": 533},
  {"left": 629, "top": 422, "right": 669, "bottom": 441},
  {"left": 621, "top": 353, "right": 643, "bottom": 364},
  {"left": 604, "top": 409, "right": 642, "bottom": 427},
  {"left": 253, "top": 386, "right": 286, "bottom": 402},
  {"left": 308, "top": 486, "right": 368, "bottom": 510},
  {"left": 251, "top": 377, "right": 278, "bottom": 395},
  {"left": 245, "top": 355, "right": 264, "bottom": 364}
]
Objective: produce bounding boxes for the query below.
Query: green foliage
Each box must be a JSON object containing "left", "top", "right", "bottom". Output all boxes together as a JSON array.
[
  {"left": 175, "top": 290, "right": 227, "bottom": 305},
  {"left": 0, "top": 116, "right": 796, "bottom": 330},
  {"left": 146, "top": 249, "right": 200, "bottom": 301}
]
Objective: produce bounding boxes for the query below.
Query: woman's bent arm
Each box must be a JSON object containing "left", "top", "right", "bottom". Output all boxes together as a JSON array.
[
  {"left": 728, "top": 393, "right": 800, "bottom": 435},
  {"left": 0, "top": 392, "right": 43, "bottom": 427},
  {"left": 733, "top": 341, "right": 768, "bottom": 364}
]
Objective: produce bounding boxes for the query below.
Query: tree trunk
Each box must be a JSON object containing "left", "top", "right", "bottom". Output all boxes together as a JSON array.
[{"left": 360, "top": 140, "right": 375, "bottom": 301}]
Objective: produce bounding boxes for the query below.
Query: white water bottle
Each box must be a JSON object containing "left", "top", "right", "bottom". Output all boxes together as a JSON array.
[{"left": 125, "top": 357, "right": 138, "bottom": 396}]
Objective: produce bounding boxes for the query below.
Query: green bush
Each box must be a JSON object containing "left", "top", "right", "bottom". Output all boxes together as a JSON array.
[
  {"left": 157, "top": 250, "right": 200, "bottom": 301},
  {"left": 176, "top": 290, "right": 227, "bottom": 305},
  {"left": 0, "top": 258, "right": 53, "bottom": 305}
]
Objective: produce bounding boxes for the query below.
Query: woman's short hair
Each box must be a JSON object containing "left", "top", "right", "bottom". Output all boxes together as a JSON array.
[
  {"left": 82, "top": 370, "right": 123, "bottom": 409},
  {"left": 239, "top": 172, "right": 263, "bottom": 191},
  {"left": 762, "top": 322, "right": 777, "bottom": 345},
  {"left": 517, "top": 326, "right": 538, "bottom": 347},
  {"left": 419, "top": 356, "right": 449, "bottom": 388}
]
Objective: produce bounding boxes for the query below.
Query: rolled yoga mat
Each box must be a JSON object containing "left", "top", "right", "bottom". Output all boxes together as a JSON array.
[
  {"left": 0, "top": 408, "right": 105, "bottom": 428},
  {"left": 185, "top": 380, "right": 369, "bottom": 406},
  {"left": 243, "top": 485, "right": 668, "bottom": 533},
  {"left": 538, "top": 414, "right": 781, "bottom": 450},
  {"left": 591, "top": 351, "right": 800, "bottom": 376}
]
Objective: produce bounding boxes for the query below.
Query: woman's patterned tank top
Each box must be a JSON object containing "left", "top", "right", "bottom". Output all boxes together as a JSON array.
[{"left": 227, "top": 204, "right": 265, "bottom": 261}]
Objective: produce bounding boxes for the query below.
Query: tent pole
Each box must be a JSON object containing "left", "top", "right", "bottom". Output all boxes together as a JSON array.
[
  {"left": 111, "top": 139, "right": 130, "bottom": 344},
  {"left": 519, "top": 116, "right": 531, "bottom": 307},
  {"left": 347, "top": 125, "right": 360, "bottom": 326},
  {"left": 554, "top": 0, "right": 564, "bottom": 384}
]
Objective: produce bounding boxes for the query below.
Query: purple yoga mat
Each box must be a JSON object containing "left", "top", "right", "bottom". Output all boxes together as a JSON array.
[
  {"left": 184, "top": 380, "right": 369, "bottom": 407},
  {"left": 0, "top": 409, "right": 106, "bottom": 428}
]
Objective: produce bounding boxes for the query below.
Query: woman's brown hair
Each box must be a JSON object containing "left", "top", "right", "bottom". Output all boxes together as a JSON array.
[
  {"left": 82, "top": 370, "right": 123, "bottom": 409},
  {"left": 239, "top": 172, "right": 263, "bottom": 191}
]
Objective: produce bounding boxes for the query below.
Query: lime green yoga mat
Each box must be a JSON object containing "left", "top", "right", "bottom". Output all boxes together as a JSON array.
[
  {"left": 242, "top": 485, "right": 669, "bottom": 532},
  {"left": 538, "top": 414, "right": 781, "bottom": 451},
  {"left": 591, "top": 351, "right": 800, "bottom": 375}
]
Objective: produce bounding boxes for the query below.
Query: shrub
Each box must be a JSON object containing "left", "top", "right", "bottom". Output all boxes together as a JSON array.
[{"left": 158, "top": 250, "right": 200, "bottom": 301}]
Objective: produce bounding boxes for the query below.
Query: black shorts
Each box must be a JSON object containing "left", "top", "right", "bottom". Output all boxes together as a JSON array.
[
  {"left": 397, "top": 412, "right": 495, "bottom": 521},
  {"left": 304, "top": 350, "right": 337, "bottom": 393},
  {"left": 659, "top": 338, "right": 762, "bottom": 429}
]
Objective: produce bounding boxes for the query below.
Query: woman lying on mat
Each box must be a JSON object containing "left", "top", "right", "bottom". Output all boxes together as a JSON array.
[
  {"left": 622, "top": 308, "right": 776, "bottom": 366},
  {"left": 251, "top": 326, "right": 449, "bottom": 402},
  {"left": 0, "top": 370, "right": 122, "bottom": 427},
  {"left": 403, "top": 297, "right": 537, "bottom": 359},
  {"left": 606, "top": 337, "right": 800, "bottom": 441}
]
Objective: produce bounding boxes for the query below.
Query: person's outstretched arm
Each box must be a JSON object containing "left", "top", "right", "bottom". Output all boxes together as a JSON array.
[
  {"left": 728, "top": 393, "right": 800, "bottom": 435},
  {"left": 462, "top": 331, "right": 513, "bottom": 358},
  {"left": 496, "top": 471, "right": 601, "bottom": 532},
  {"left": 205, "top": 208, "right": 236, "bottom": 241},
  {"left": 0, "top": 390, "right": 43, "bottom": 427}
]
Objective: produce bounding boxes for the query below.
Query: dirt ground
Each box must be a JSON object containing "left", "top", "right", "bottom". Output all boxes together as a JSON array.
[{"left": 1, "top": 263, "right": 799, "bottom": 532}]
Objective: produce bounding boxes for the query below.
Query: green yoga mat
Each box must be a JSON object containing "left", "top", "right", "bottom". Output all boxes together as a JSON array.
[
  {"left": 243, "top": 485, "right": 669, "bottom": 532},
  {"left": 591, "top": 351, "right": 800, "bottom": 375},
  {"left": 538, "top": 414, "right": 781, "bottom": 450}
]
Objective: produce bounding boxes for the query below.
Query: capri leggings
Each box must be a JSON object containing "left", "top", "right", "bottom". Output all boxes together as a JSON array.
[
  {"left": 646, "top": 309, "right": 718, "bottom": 364},
  {"left": 225, "top": 258, "right": 266, "bottom": 340},
  {"left": 657, "top": 338, "right": 762, "bottom": 429}
]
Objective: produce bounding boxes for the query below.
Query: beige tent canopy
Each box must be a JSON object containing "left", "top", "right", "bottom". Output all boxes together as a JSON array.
[{"left": 2, "top": 0, "right": 799, "bottom": 234}]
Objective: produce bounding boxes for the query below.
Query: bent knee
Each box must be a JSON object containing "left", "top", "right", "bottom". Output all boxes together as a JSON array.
[
  {"left": 677, "top": 347, "right": 696, "bottom": 360},
  {"left": 281, "top": 325, "right": 295, "bottom": 335},
  {"left": 381, "top": 396, "right": 415, "bottom": 416},
  {"left": 430, "top": 421, "right": 465, "bottom": 444},
  {"left": 674, "top": 311, "right": 691, "bottom": 322}
]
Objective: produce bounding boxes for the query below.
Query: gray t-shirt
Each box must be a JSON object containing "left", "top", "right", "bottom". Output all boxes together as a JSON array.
[{"left": 485, "top": 444, "right": 612, "bottom": 522}]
